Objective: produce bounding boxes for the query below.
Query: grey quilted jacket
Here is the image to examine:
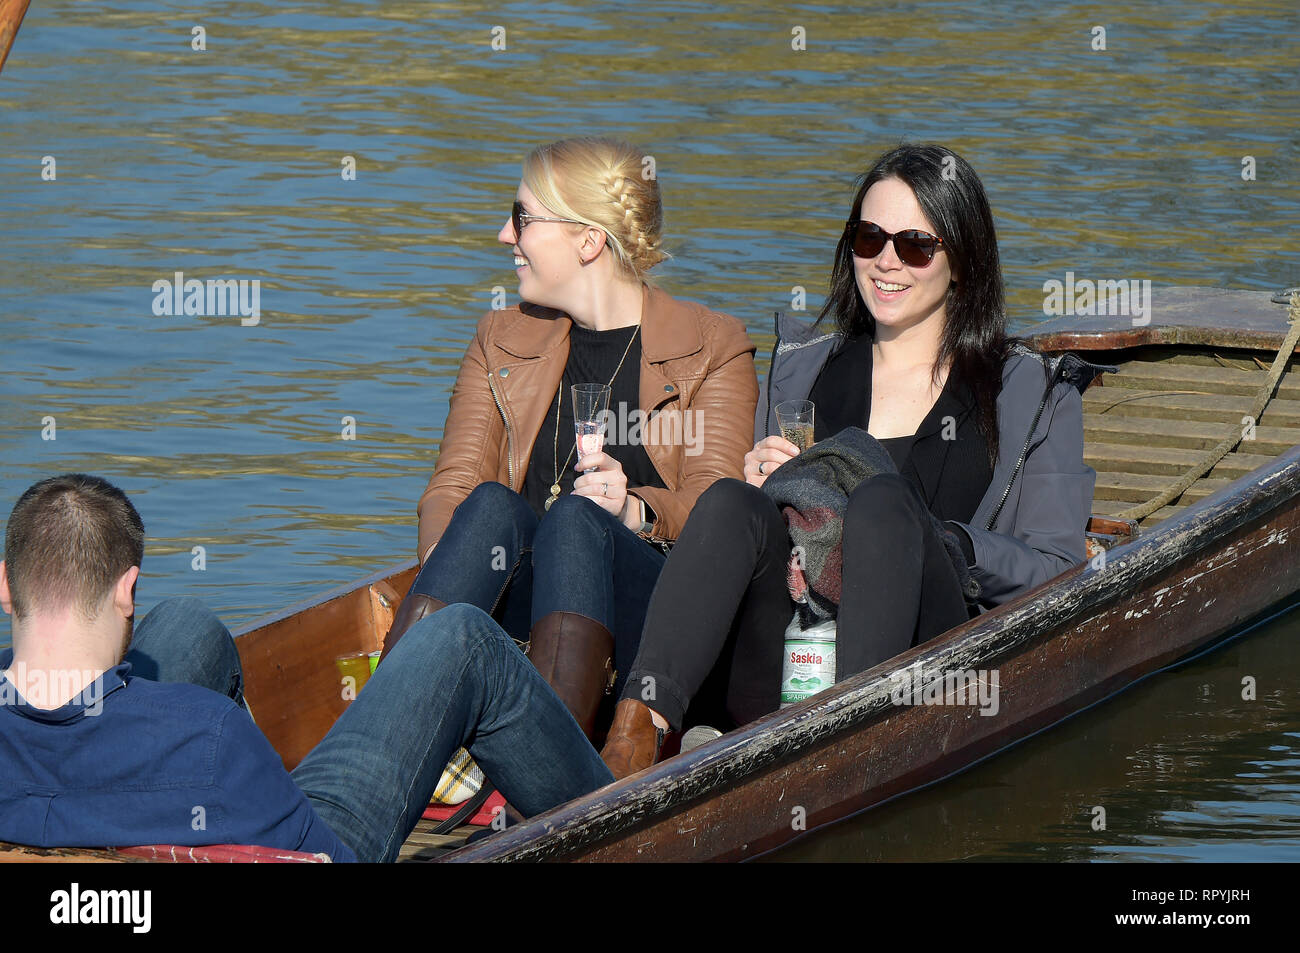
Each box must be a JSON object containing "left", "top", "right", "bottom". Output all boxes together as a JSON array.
[{"left": 754, "top": 311, "right": 1108, "bottom": 611}]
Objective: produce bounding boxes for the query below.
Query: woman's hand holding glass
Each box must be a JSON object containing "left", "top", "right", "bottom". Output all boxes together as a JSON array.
[
  {"left": 744, "top": 435, "right": 801, "bottom": 488},
  {"left": 573, "top": 450, "right": 632, "bottom": 522}
]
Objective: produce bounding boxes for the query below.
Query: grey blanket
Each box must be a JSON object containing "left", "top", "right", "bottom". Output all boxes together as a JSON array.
[{"left": 761, "top": 427, "right": 979, "bottom": 623}]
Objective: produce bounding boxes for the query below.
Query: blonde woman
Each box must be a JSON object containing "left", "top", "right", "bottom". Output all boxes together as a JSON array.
[{"left": 381, "top": 138, "right": 758, "bottom": 741}]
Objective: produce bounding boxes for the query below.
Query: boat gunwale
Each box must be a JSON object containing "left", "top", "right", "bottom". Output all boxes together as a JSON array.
[
  {"left": 231, "top": 559, "right": 418, "bottom": 639},
  {"left": 1031, "top": 324, "right": 1298, "bottom": 354},
  {"left": 442, "top": 442, "right": 1300, "bottom": 862},
  {"left": 1027, "top": 285, "right": 1294, "bottom": 354}
]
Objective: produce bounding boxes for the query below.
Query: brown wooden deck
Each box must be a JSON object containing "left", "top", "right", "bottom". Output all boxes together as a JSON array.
[
  {"left": 1079, "top": 345, "right": 1300, "bottom": 531},
  {"left": 398, "top": 818, "right": 476, "bottom": 861}
]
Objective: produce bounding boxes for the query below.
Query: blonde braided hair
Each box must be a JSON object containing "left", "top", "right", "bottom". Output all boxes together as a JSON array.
[{"left": 523, "top": 137, "right": 669, "bottom": 281}]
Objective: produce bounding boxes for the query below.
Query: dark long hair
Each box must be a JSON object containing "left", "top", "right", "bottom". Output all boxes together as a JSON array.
[{"left": 817, "top": 144, "right": 1021, "bottom": 468}]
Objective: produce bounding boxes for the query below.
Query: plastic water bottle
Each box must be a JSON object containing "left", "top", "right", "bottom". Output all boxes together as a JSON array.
[{"left": 779, "top": 613, "right": 837, "bottom": 708}]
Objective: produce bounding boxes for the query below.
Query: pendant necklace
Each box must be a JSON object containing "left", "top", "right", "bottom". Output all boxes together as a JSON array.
[{"left": 545, "top": 323, "right": 641, "bottom": 510}]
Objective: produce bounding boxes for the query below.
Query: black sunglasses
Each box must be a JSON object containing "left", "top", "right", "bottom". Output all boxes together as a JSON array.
[
  {"left": 512, "top": 200, "right": 586, "bottom": 235},
  {"left": 845, "top": 220, "right": 945, "bottom": 267}
]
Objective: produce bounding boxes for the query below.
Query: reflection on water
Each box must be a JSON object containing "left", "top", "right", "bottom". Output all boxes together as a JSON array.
[
  {"left": 767, "top": 604, "right": 1300, "bottom": 862},
  {"left": 1, "top": 0, "right": 1297, "bottom": 860}
]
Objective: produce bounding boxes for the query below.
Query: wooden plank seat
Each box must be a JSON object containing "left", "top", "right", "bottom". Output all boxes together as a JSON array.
[
  {"left": 1083, "top": 413, "right": 1300, "bottom": 457},
  {"left": 1103, "top": 358, "right": 1300, "bottom": 401},
  {"left": 1085, "top": 442, "right": 1275, "bottom": 480},
  {"left": 1082, "top": 389, "right": 1300, "bottom": 429},
  {"left": 398, "top": 817, "right": 478, "bottom": 862}
]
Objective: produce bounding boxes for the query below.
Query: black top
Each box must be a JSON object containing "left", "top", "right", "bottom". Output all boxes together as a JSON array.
[
  {"left": 521, "top": 323, "right": 667, "bottom": 518},
  {"left": 876, "top": 433, "right": 915, "bottom": 471},
  {"left": 808, "top": 331, "right": 993, "bottom": 526}
]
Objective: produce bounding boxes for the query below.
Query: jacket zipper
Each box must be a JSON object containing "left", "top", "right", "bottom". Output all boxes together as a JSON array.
[
  {"left": 984, "top": 357, "right": 1064, "bottom": 531},
  {"left": 765, "top": 311, "right": 781, "bottom": 438},
  {"left": 486, "top": 371, "right": 516, "bottom": 491}
]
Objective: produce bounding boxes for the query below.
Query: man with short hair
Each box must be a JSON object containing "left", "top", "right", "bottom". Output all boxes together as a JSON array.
[{"left": 0, "top": 474, "right": 613, "bottom": 861}]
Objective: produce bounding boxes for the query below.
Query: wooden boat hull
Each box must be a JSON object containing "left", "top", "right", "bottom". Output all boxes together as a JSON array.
[
  {"left": 235, "top": 565, "right": 417, "bottom": 769},
  {"left": 441, "top": 444, "right": 1300, "bottom": 861}
]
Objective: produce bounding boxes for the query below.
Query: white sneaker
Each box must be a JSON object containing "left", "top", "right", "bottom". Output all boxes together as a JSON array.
[{"left": 680, "top": 725, "right": 723, "bottom": 752}]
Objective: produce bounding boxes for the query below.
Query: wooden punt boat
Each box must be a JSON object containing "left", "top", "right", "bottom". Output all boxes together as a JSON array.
[
  {"left": 5, "top": 286, "right": 1298, "bottom": 863},
  {"left": 429, "top": 286, "right": 1300, "bottom": 861},
  {"left": 244, "top": 285, "right": 1300, "bottom": 863}
]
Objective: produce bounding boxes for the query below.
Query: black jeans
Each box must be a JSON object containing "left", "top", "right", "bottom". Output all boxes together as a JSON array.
[{"left": 623, "top": 476, "right": 972, "bottom": 731}]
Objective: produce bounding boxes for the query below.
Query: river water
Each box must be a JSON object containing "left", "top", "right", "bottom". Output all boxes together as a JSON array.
[{"left": 1, "top": 0, "right": 1297, "bottom": 861}]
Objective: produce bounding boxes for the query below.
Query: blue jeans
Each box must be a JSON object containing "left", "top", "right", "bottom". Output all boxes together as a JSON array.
[
  {"left": 131, "top": 597, "right": 612, "bottom": 863},
  {"left": 411, "top": 481, "right": 667, "bottom": 697},
  {"left": 293, "top": 604, "right": 612, "bottom": 862},
  {"left": 126, "top": 596, "right": 248, "bottom": 711}
]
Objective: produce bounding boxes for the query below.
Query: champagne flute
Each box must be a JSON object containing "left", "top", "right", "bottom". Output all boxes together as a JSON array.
[
  {"left": 775, "top": 399, "right": 815, "bottom": 452},
  {"left": 572, "top": 383, "right": 612, "bottom": 473}
]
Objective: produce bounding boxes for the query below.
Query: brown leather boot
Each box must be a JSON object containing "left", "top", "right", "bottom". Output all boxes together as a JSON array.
[
  {"left": 378, "top": 593, "right": 449, "bottom": 664},
  {"left": 527, "top": 612, "right": 615, "bottom": 741},
  {"left": 600, "top": 698, "right": 666, "bottom": 780}
]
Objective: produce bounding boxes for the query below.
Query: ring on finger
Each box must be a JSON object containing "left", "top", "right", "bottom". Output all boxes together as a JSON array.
[
  {"left": 603, "top": 481, "right": 609, "bottom": 495},
  {"left": 758, "top": 461, "right": 765, "bottom": 475}
]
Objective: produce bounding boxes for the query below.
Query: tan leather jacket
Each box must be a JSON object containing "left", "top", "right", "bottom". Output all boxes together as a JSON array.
[{"left": 416, "top": 284, "right": 759, "bottom": 560}]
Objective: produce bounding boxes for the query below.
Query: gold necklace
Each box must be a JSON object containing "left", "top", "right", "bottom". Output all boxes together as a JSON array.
[{"left": 545, "top": 323, "right": 641, "bottom": 510}]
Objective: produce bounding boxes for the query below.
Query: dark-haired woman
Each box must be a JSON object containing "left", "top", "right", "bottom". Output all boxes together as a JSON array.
[{"left": 600, "top": 144, "right": 1103, "bottom": 777}]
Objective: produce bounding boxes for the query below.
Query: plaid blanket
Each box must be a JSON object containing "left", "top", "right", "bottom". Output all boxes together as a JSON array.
[
  {"left": 761, "top": 427, "right": 979, "bottom": 623},
  {"left": 431, "top": 746, "right": 485, "bottom": 805}
]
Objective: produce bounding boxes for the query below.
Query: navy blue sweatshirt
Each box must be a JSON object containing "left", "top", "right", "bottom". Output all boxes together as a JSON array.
[{"left": 0, "top": 651, "right": 355, "bottom": 861}]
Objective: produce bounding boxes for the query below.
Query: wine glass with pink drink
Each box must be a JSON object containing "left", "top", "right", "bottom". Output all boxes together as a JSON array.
[{"left": 572, "top": 383, "right": 612, "bottom": 473}]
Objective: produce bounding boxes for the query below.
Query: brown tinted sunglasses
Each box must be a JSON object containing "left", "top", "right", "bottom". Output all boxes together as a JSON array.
[{"left": 846, "top": 220, "right": 945, "bottom": 267}]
